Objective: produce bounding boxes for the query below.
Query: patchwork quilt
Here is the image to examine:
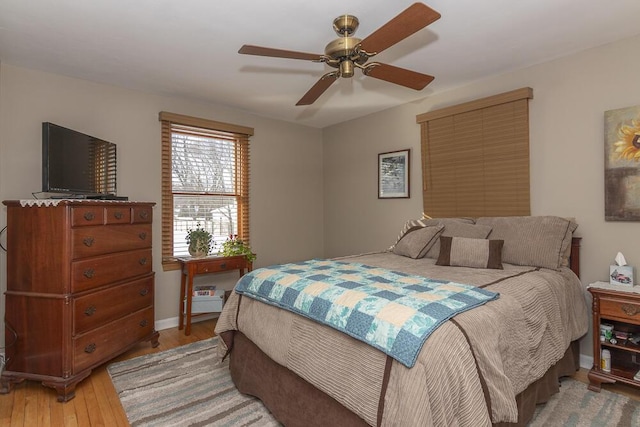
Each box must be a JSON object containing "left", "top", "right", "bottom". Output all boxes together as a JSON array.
[{"left": 234, "top": 259, "right": 499, "bottom": 367}]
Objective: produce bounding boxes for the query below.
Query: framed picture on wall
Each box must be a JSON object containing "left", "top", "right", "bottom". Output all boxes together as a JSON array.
[
  {"left": 605, "top": 105, "right": 640, "bottom": 221},
  {"left": 378, "top": 149, "right": 410, "bottom": 199}
]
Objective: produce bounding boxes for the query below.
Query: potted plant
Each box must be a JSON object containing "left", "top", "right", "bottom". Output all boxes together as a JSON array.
[
  {"left": 219, "top": 234, "right": 256, "bottom": 262},
  {"left": 186, "top": 223, "right": 213, "bottom": 258}
]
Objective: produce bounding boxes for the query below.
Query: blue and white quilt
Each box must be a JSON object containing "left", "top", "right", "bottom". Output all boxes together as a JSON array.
[{"left": 235, "top": 259, "right": 499, "bottom": 368}]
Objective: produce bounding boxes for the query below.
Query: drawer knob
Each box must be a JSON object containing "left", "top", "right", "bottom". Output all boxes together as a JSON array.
[
  {"left": 139, "top": 257, "right": 147, "bottom": 265},
  {"left": 139, "top": 288, "right": 149, "bottom": 296},
  {"left": 139, "top": 232, "right": 147, "bottom": 240},
  {"left": 83, "top": 268, "right": 95, "bottom": 279},
  {"left": 84, "top": 305, "right": 97, "bottom": 316},
  {"left": 220, "top": 263, "right": 227, "bottom": 269},
  {"left": 84, "top": 212, "right": 95, "bottom": 221},
  {"left": 139, "top": 211, "right": 149, "bottom": 220},
  {"left": 139, "top": 319, "right": 148, "bottom": 327},
  {"left": 621, "top": 303, "right": 640, "bottom": 316},
  {"left": 84, "top": 343, "right": 96, "bottom": 353},
  {"left": 83, "top": 237, "right": 95, "bottom": 247},
  {"left": 114, "top": 211, "right": 124, "bottom": 220}
]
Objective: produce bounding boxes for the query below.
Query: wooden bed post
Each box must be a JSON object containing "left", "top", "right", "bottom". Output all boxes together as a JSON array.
[{"left": 570, "top": 237, "right": 581, "bottom": 278}]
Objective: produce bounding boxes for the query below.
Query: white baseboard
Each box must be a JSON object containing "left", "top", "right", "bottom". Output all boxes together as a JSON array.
[
  {"left": 580, "top": 354, "right": 593, "bottom": 370},
  {"left": 155, "top": 317, "right": 179, "bottom": 331},
  {"left": 154, "top": 314, "right": 218, "bottom": 332}
]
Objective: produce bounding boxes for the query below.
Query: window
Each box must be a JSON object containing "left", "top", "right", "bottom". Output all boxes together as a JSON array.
[
  {"left": 416, "top": 87, "right": 532, "bottom": 218},
  {"left": 159, "top": 112, "right": 253, "bottom": 270}
]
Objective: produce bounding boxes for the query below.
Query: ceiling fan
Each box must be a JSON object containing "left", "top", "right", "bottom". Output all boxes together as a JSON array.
[{"left": 238, "top": 2, "right": 441, "bottom": 106}]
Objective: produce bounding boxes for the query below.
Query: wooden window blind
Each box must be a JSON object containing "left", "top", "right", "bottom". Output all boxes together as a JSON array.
[
  {"left": 90, "top": 140, "right": 117, "bottom": 194},
  {"left": 159, "top": 112, "right": 253, "bottom": 270},
  {"left": 416, "top": 88, "right": 533, "bottom": 218}
]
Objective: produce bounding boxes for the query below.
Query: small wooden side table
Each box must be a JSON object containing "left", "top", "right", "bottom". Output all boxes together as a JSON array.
[
  {"left": 587, "top": 282, "right": 640, "bottom": 392},
  {"left": 177, "top": 255, "right": 252, "bottom": 335}
]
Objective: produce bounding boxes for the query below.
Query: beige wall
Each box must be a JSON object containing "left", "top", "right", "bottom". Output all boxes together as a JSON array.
[
  {"left": 323, "top": 33, "right": 640, "bottom": 359},
  {"left": 0, "top": 64, "right": 324, "bottom": 336}
]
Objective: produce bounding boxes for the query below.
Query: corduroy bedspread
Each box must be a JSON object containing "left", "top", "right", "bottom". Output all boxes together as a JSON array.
[{"left": 215, "top": 252, "right": 588, "bottom": 426}]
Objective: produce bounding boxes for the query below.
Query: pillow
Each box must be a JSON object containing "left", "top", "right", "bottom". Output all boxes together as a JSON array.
[
  {"left": 436, "top": 236, "right": 504, "bottom": 269},
  {"left": 392, "top": 225, "right": 444, "bottom": 259},
  {"left": 388, "top": 217, "right": 475, "bottom": 251},
  {"left": 559, "top": 217, "right": 577, "bottom": 267},
  {"left": 424, "top": 222, "right": 493, "bottom": 259},
  {"left": 474, "top": 216, "right": 578, "bottom": 269}
]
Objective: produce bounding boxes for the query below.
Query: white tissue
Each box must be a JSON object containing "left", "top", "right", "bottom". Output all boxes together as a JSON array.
[{"left": 615, "top": 252, "right": 627, "bottom": 266}]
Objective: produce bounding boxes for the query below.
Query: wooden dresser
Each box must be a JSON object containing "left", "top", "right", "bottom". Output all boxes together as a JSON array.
[{"left": 0, "top": 200, "right": 159, "bottom": 402}]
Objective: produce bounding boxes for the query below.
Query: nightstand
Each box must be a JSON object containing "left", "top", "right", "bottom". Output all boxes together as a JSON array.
[{"left": 587, "top": 282, "right": 640, "bottom": 392}]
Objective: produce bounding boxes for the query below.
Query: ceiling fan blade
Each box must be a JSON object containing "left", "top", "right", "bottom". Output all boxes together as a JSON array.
[
  {"left": 238, "top": 45, "right": 323, "bottom": 61},
  {"left": 296, "top": 73, "right": 339, "bottom": 105},
  {"left": 359, "top": 3, "right": 441, "bottom": 55},
  {"left": 364, "top": 63, "right": 434, "bottom": 90}
]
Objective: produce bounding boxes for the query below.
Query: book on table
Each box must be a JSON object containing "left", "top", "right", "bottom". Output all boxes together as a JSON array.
[{"left": 193, "top": 285, "right": 216, "bottom": 296}]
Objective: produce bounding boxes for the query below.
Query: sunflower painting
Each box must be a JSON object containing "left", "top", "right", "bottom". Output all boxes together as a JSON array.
[{"left": 605, "top": 105, "right": 640, "bottom": 221}]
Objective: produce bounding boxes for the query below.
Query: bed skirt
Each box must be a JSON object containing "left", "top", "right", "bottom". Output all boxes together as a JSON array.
[{"left": 229, "top": 332, "right": 581, "bottom": 427}]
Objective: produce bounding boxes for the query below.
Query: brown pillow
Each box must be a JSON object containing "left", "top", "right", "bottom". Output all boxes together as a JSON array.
[
  {"left": 436, "top": 236, "right": 504, "bottom": 269},
  {"left": 393, "top": 225, "right": 444, "bottom": 259},
  {"left": 425, "top": 222, "right": 493, "bottom": 259},
  {"left": 475, "top": 216, "right": 578, "bottom": 269},
  {"left": 389, "top": 217, "right": 474, "bottom": 251}
]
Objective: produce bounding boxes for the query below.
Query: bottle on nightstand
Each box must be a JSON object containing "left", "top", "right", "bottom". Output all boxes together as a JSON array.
[{"left": 601, "top": 349, "right": 611, "bottom": 373}]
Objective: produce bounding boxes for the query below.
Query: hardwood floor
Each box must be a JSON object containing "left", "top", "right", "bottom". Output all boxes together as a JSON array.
[
  {"left": 0, "top": 320, "right": 216, "bottom": 427},
  {"left": 2, "top": 322, "right": 640, "bottom": 426}
]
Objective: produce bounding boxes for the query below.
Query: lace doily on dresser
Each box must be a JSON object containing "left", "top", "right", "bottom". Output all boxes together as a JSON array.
[
  {"left": 19, "top": 199, "right": 132, "bottom": 207},
  {"left": 20, "top": 199, "right": 65, "bottom": 207},
  {"left": 588, "top": 281, "right": 640, "bottom": 294}
]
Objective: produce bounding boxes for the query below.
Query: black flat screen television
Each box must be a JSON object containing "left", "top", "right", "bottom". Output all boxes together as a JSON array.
[{"left": 42, "top": 122, "right": 118, "bottom": 198}]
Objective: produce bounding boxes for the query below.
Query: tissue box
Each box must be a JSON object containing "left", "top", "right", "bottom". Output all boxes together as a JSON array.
[{"left": 610, "top": 265, "right": 634, "bottom": 286}]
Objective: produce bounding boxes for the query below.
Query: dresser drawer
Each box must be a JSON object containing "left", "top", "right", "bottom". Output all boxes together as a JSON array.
[
  {"left": 195, "top": 257, "right": 245, "bottom": 274},
  {"left": 72, "top": 224, "right": 151, "bottom": 258},
  {"left": 73, "top": 275, "right": 154, "bottom": 335},
  {"left": 72, "top": 249, "right": 152, "bottom": 292},
  {"left": 73, "top": 307, "right": 154, "bottom": 373},
  {"left": 600, "top": 297, "right": 640, "bottom": 323},
  {"left": 71, "top": 206, "right": 105, "bottom": 227},
  {"left": 132, "top": 206, "right": 153, "bottom": 224},
  {"left": 105, "top": 206, "right": 131, "bottom": 224}
]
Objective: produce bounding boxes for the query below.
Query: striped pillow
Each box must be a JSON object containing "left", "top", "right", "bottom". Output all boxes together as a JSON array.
[
  {"left": 424, "top": 222, "right": 493, "bottom": 259},
  {"left": 392, "top": 225, "right": 444, "bottom": 259},
  {"left": 389, "top": 217, "right": 475, "bottom": 251},
  {"left": 475, "top": 216, "right": 577, "bottom": 269},
  {"left": 436, "top": 236, "right": 504, "bottom": 269}
]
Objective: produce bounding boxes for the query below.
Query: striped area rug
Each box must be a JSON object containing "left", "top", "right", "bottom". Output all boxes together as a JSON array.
[
  {"left": 107, "top": 338, "right": 279, "bottom": 426},
  {"left": 530, "top": 377, "right": 640, "bottom": 427},
  {"left": 109, "top": 337, "right": 640, "bottom": 427}
]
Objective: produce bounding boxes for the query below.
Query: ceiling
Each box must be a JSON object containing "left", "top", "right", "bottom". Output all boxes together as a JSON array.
[{"left": 1, "top": 1, "right": 640, "bottom": 129}]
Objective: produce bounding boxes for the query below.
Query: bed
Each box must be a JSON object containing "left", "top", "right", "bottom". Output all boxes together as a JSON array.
[{"left": 215, "top": 216, "right": 589, "bottom": 426}]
